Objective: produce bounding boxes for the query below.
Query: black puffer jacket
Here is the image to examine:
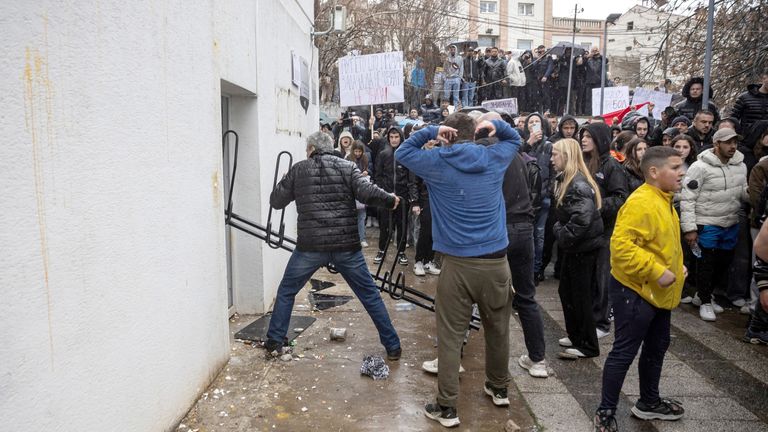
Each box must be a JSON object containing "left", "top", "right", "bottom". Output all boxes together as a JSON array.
[
  {"left": 549, "top": 114, "right": 580, "bottom": 143},
  {"left": 270, "top": 152, "right": 395, "bottom": 252},
  {"left": 374, "top": 127, "right": 416, "bottom": 199},
  {"left": 731, "top": 84, "right": 768, "bottom": 133},
  {"left": 674, "top": 77, "right": 720, "bottom": 123},
  {"left": 553, "top": 172, "right": 604, "bottom": 252},
  {"left": 580, "top": 122, "right": 629, "bottom": 228}
]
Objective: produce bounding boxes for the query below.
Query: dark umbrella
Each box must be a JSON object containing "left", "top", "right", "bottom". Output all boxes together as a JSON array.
[{"left": 549, "top": 41, "right": 586, "bottom": 58}]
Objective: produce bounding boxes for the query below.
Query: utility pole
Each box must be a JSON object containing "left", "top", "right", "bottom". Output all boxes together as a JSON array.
[
  {"left": 565, "top": 4, "right": 582, "bottom": 115},
  {"left": 702, "top": 0, "right": 715, "bottom": 109}
]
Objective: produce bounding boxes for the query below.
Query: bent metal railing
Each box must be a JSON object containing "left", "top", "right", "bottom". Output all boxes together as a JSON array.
[{"left": 222, "top": 130, "right": 480, "bottom": 330}]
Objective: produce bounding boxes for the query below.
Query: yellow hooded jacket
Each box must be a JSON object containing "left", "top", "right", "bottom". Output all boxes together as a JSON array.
[{"left": 610, "top": 183, "right": 685, "bottom": 310}]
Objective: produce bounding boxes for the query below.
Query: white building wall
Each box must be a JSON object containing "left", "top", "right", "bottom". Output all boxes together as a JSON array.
[
  {"left": 0, "top": 0, "right": 317, "bottom": 431},
  {"left": 507, "top": 0, "right": 546, "bottom": 49}
]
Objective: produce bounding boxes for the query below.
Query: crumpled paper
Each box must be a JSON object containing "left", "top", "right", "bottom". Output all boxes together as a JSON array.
[{"left": 360, "top": 355, "right": 389, "bottom": 380}]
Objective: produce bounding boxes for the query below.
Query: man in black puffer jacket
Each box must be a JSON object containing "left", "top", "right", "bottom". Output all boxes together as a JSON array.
[
  {"left": 675, "top": 77, "right": 720, "bottom": 123},
  {"left": 265, "top": 131, "right": 402, "bottom": 360},
  {"left": 730, "top": 71, "right": 768, "bottom": 133}
]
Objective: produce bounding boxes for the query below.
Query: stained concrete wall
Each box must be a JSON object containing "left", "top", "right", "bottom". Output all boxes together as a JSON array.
[{"left": 0, "top": 0, "right": 317, "bottom": 430}]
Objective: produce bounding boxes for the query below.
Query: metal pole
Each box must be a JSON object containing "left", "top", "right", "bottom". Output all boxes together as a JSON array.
[
  {"left": 600, "top": 20, "right": 608, "bottom": 115},
  {"left": 702, "top": 0, "right": 715, "bottom": 109},
  {"left": 565, "top": 4, "right": 578, "bottom": 115}
]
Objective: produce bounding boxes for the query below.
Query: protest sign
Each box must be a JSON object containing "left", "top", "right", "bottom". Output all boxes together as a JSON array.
[
  {"left": 481, "top": 98, "right": 518, "bottom": 114},
  {"left": 338, "top": 51, "right": 404, "bottom": 107},
  {"left": 632, "top": 87, "right": 673, "bottom": 119},
  {"left": 592, "top": 86, "right": 630, "bottom": 115}
]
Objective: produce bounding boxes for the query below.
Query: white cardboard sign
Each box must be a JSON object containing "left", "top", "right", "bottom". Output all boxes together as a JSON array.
[
  {"left": 592, "top": 86, "right": 630, "bottom": 115},
  {"left": 338, "top": 51, "right": 404, "bottom": 107},
  {"left": 632, "top": 87, "right": 673, "bottom": 119},
  {"left": 481, "top": 98, "right": 519, "bottom": 114}
]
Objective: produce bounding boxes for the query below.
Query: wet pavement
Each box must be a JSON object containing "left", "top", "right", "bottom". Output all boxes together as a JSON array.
[{"left": 178, "top": 230, "right": 768, "bottom": 431}]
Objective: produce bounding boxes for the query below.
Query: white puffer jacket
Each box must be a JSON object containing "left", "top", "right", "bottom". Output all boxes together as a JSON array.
[
  {"left": 680, "top": 149, "right": 748, "bottom": 233},
  {"left": 506, "top": 56, "right": 526, "bottom": 87}
]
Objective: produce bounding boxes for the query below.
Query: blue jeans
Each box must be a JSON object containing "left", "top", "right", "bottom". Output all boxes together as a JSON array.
[
  {"left": 444, "top": 77, "right": 461, "bottom": 106},
  {"left": 461, "top": 81, "right": 476, "bottom": 107},
  {"left": 534, "top": 198, "right": 550, "bottom": 273},
  {"left": 599, "top": 277, "right": 670, "bottom": 411},
  {"left": 266, "top": 250, "right": 400, "bottom": 351}
]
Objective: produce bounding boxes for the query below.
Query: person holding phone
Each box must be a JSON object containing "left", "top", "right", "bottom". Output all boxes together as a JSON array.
[{"left": 522, "top": 113, "right": 553, "bottom": 284}]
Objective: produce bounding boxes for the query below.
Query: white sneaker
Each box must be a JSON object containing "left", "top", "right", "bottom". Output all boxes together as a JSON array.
[
  {"left": 414, "top": 261, "right": 426, "bottom": 276},
  {"left": 596, "top": 328, "right": 610, "bottom": 339},
  {"left": 692, "top": 294, "right": 724, "bottom": 313},
  {"left": 421, "top": 358, "right": 465, "bottom": 374},
  {"left": 518, "top": 355, "right": 548, "bottom": 378},
  {"left": 424, "top": 261, "right": 442, "bottom": 275},
  {"left": 699, "top": 303, "right": 716, "bottom": 321},
  {"left": 558, "top": 337, "right": 573, "bottom": 347},
  {"left": 558, "top": 348, "right": 587, "bottom": 359},
  {"left": 732, "top": 298, "right": 747, "bottom": 307},
  {"left": 361, "top": 240, "right": 369, "bottom": 247},
  {"left": 680, "top": 296, "right": 693, "bottom": 304},
  {"left": 739, "top": 305, "right": 751, "bottom": 315}
]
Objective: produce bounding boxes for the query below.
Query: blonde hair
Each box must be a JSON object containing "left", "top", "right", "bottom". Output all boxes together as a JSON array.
[{"left": 553, "top": 138, "right": 602, "bottom": 209}]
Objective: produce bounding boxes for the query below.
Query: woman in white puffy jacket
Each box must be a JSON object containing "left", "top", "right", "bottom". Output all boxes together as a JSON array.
[{"left": 680, "top": 128, "right": 749, "bottom": 321}]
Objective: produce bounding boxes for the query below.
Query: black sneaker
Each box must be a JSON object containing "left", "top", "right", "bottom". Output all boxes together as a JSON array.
[
  {"left": 631, "top": 398, "right": 684, "bottom": 421},
  {"left": 386, "top": 347, "right": 401, "bottom": 361},
  {"left": 374, "top": 251, "right": 385, "bottom": 263},
  {"left": 397, "top": 252, "right": 408, "bottom": 265},
  {"left": 424, "top": 402, "right": 460, "bottom": 428},
  {"left": 483, "top": 382, "right": 510, "bottom": 406},
  {"left": 263, "top": 339, "right": 283, "bottom": 354},
  {"left": 593, "top": 409, "right": 618, "bottom": 432}
]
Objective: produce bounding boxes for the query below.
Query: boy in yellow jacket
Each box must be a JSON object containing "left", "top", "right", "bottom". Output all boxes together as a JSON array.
[{"left": 594, "top": 147, "right": 687, "bottom": 432}]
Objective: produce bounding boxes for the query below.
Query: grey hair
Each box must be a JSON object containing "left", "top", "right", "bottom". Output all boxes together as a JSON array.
[{"left": 306, "top": 131, "right": 334, "bottom": 153}]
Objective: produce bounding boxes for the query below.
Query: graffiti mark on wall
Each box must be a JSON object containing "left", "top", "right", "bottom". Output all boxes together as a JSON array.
[{"left": 275, "top": 87, "right": 304, "bottom": 137}]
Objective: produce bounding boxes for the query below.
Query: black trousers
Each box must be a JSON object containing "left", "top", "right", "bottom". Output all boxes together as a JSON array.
[
  {"left": 414, "top": 205, "right": 434, "bottom": 263},
  {"left": 558, "top": 249, "right": 600, "bottom": 357},
  {"left": 378, "top": 206, "right": 407, "bottom": 254},
  {"left": 696, "top": 247, "right": 735, "bottom": 304}
]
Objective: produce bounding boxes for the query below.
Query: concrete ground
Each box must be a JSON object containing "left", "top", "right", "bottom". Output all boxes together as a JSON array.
[{"left": 178, "top": 231, "right": 768, "bottom": 432}]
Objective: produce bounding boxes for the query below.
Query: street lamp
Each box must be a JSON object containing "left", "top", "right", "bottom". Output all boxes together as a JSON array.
[{"left": 599, "top": 13, "right": 622, "bottom": 115}]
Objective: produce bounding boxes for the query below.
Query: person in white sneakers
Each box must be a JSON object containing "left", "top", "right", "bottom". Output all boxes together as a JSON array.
[
  {"left": 680, "top": 127, "right": 748, "bottom": 321},
  {"left": 410, "top": 154, "right": 441, "bottom": 277}
]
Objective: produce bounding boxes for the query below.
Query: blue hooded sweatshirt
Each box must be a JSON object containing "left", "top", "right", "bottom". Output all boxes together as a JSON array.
[{"left": 395, "top": 120, "right": 521, "bottom": 257}]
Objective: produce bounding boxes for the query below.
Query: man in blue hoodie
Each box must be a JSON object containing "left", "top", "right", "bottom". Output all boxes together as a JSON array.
[{"left": 396, "top": 113, "right": 521, "bottom": 427}]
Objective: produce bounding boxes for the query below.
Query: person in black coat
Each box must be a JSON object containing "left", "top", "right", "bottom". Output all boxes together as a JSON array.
[
  {"left": 674, "top": 77, "right": 720, "bottom": 123},
  {"left": 580, "top": 122, "right": 629, "bottom": 339},
  {"left": 730, "top": 71, "right": 768, "bottom": 133},
  {"left": 265, "top": 132, "right": 402, "bottom": 358},
  {"left": 374, "top": 126, "right": 417, "bottom": 265},
  {"left": 551, "top": 138, "right": 604, "bottom": 359}
]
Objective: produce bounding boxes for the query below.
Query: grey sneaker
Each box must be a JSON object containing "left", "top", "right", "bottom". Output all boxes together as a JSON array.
[
  {"left": 594, "top": 409, "right": 618, "bottom": 432},
  {"left": 424, "top": 261, "right": 442, "bottom": 275},
  {"left": 424, "top": 403, "right": 460, "bottom": 428}
]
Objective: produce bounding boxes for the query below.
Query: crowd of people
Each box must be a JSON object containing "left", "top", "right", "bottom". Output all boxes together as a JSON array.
[
  {"left": 404, "top": 43, "right": 637, "bottom": 116},
  {"left": 270, "top": 68, "right": 768, "bottom": 431}
]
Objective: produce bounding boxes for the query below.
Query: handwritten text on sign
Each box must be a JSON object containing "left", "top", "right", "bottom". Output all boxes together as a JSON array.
[
  {"left": 339, "top": 51, "right": 404, "bottom": 107},
  {"left": 592, "top": 86, "right": 630, "bottom": 115},
  {"left": 632, "top": 87, "right": 673, "bottom": 119},
  {"left": 481, "top": 98, "right": 519, "bottom": 115}
]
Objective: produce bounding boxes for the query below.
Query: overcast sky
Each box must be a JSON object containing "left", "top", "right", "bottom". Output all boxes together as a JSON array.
[{"left": 553, "top": 0, "right": 644, "bottom": 20}]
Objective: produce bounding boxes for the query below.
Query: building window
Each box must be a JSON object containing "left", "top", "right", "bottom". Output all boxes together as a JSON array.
[
  {"left": 517, "top": 39, "right": 533, "bottom": 50},
  {"left": 627, "top": 21, "right": 634, "bottom": 30},
  {"left": 480, "top": 1, "right": 497, "bottom": 13},
  {"left": 518, "top": 3, "right": 534, "bottom": 16},
  {"left": 478, "top": 35, "right": 498, "bottom": 48}
]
